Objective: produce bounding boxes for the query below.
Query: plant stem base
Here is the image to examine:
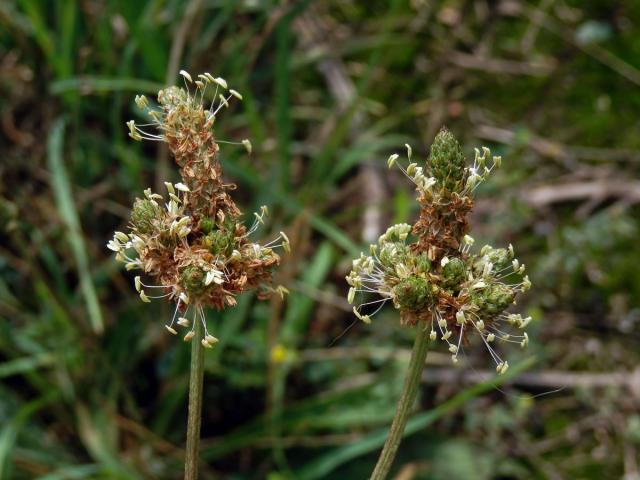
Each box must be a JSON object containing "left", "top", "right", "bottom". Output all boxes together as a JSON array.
[
  {"left": 185, "top": 319, "right": 205, "bottom": 479},
  {"left": 370, "top": 329, "right": 429, "bottom": 480}
]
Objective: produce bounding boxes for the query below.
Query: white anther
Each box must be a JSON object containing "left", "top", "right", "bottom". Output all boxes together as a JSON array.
[
  {"left": 179, "top": 70, "right": 193, "bottom": 83},
  {"left": 184, "top": 331, "right": 195, "bottom": 342},
  {"left": 213, "top": 77, "right": 228, "bottom": 89},
  {"left": 347, "top": 287, "right": 356, "bottom": 304},
  {"left": 177, "top": 317, "right": 190, "bottom": 327}
]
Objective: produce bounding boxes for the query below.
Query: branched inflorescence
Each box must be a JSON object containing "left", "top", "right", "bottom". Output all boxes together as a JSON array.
[
  {"left": 346, "top": 128, "right": 531, "bottom": 373},
  {"left": 108, "top": 71, "right": 289, "bottom": 347}
]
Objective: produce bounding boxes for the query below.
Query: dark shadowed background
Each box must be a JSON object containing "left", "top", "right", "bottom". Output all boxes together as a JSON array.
[{"left": 1, "top": 1, "right": 640, "bottom": 478}]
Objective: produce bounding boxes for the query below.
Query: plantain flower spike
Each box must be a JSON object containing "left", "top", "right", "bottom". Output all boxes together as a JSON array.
[
  {"left": 346, "top": 127, "right": 531, "bottom": 373},
  {"left": 108, "top": 71, "right": 289, "bottom": 346}
]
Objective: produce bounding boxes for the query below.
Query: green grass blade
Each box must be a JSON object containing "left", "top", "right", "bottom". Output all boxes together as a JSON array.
[
  {"left": 50, "top": 77, "right": 164, "bottom": 95},
  {"left": 201, "top": 382, "right": 376, "bottom": 461},
  {"left": 329, "top": 134, "right": 409, "bottom": 183},
  {"left": 0, "top": 352, "right": 55, "bottom": 379},
  {"left": 47, "top": 118, "right": 104, "bottom": 333},
  {"left": 57, "top": 0, "right": 77, "bottom": 79},
  {"left": 75, "top": 404, "right": 141, "bottom": 479},
  {"left": 16, "top": 0, "right": 56, "bottom": 73},
  {"left": 281, "top": 241, "right": 335, "bottom": 345},
  {"left": 275, "top": 13, "right": 292, "bottom": 193},
  {"left": 35, "top": 464, "right": 100, "bottom": 480},
  {"left": 0, "top": 392, "right": 59, "bottom": 479},
  {"left": 0, "top": 2, "right": 33, "bottom": 33},
  {"left": 307, "top": 214, "right": 360, "bottom": 257},
  {"left": 298, "top": 357, "right": 537, "bottom": 479}
]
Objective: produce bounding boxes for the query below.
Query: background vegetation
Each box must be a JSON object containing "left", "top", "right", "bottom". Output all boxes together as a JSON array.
[{"left": 1, "top": 0, "right": 640, "bottom": 478}]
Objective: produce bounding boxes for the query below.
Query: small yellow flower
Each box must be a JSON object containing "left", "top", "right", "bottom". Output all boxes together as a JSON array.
[{"left": 270, "top": 344, "right": 292, "bottom": 364}]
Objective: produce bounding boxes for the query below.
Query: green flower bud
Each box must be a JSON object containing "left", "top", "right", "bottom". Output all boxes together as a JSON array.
[
  {"left": 413, "top": 253, "right": 431, "bottom": 274},
  {"left": 199, "top": 216, "right": 215, "bottom": 234},
  {"left": 394, "top": 276, "right": 435, "bottom": 312},
  {"left": 180, "top": 265, "right": 206, "bottom": 296},
  {"left": 473, "top": 247, "right": 512, "bottom": 277},
  {"left": 428, "top": 127, "right": 467, "bottom": 191},
  {"left": 478, "top": 247, "right": 509, "bottom": 271},
  {"left": 158, "top": 86, "right": 188, "bottom": 109},
  {"left": 131, "top": 198, "right": 159, "bottom": 234},
  {"left": 203, "top": 229, "right": 234, "bottom": 256},
  {"left": 442, "top": 257, "right": 466, "bottom": 289},
  {"left": 379, "top": 242, "right": 410, "bottom": 267},
  {"left": 471, "top": 283, "right": 515, "bottom": 316}
]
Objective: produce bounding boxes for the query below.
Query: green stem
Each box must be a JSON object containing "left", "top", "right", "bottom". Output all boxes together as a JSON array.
[
  {"left": 370, "top": 328, "right": 429, "bottom": 480},
  {"left": 184, "top": 319, "right": 205, "bottom": 480}
]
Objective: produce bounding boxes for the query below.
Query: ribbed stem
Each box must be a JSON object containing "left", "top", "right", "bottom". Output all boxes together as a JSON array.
[
  {"left": 184, "top": 319, "right": 205, "bottom": 480},
  {"left": 370, "top": 329, "right": 429, "bottom": 480}
]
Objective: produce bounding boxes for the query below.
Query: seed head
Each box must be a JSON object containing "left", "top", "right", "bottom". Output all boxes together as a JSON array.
[{"left": 393, "top": 277, "right": 435, "bottom": 312}]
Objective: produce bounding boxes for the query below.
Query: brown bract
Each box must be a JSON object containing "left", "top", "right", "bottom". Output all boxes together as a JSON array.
[
  {"left": 412, "top": 192, "right": 473, "bottom": 263},
  {"left": 161, "top": 86, "right": 240, "bottom": 221}
]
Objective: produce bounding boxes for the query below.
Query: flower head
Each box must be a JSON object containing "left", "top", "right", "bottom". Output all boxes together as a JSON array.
[
  {"left": 110, "top": 72, "right": 288, "bottom": 345},
  {"left": 347, "top": 128, "right": 530, "bottom": 373}
]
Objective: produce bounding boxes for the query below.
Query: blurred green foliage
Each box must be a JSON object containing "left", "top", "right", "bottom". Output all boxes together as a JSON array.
[{"left": 1, "top": 0, "right": 639, "bottom": 478}]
